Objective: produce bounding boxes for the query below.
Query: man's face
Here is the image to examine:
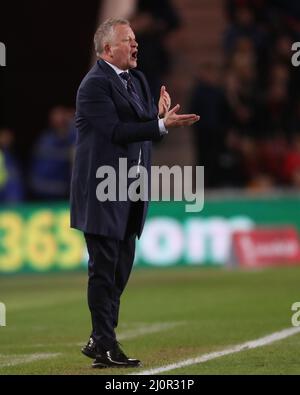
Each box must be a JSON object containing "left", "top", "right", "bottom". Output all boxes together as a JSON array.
[{"left": 107, "top": 24, "right": 138, "bottom": 70}]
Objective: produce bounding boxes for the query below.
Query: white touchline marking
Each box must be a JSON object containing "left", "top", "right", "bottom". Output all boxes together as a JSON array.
[
  {"left": 131, "top": 326, "right": 300, "bottom": 375},
  {"left": 0, "top": 353, "right": 61, "bottom": 368}
]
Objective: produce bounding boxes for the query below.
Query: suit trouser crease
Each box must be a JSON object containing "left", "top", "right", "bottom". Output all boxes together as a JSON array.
[{"left": 84, "top": 201, "right": 143, "bottom": 350}]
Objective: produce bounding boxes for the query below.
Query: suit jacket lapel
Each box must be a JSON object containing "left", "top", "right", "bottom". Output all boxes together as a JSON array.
[
  {"left": 97, "top": 59, "right": 145, "bottom": 118},
  {"left": 131, "top": 70, "right": 158, "bottom": 120},
  {"left": 131, "top": 74, "right": 148, "bottom": 112}
]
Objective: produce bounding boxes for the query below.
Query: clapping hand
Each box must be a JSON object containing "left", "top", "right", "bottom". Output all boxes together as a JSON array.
[
  {"left": 164, "top": 104, "right": 200, "bottom": 128},
  {"left": 158, "top": 86, "right": 171, "bottom": 118}
]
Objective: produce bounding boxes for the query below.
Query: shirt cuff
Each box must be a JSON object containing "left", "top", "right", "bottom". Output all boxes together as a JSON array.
[{"left": 158, "top": 118, "right": 168, "bottom": 135}]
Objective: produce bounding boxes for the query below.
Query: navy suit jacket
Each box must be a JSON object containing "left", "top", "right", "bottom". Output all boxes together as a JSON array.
[{"left": 70, "top": 59, "right": 162, "bottom": 240}]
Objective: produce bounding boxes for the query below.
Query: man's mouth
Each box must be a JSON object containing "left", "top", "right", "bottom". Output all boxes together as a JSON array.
[{"left": 131, "top": 51, "right": 138, "bottom": 61}]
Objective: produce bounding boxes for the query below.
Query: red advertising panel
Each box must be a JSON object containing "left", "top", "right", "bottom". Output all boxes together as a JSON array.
[{"left": 233, "top": 228, "right": 300, "bottom": 268}]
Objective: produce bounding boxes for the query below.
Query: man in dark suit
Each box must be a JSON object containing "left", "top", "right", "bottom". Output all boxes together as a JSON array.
[{"left": 70, "top": 18, "right": 200, "bottom": 369}]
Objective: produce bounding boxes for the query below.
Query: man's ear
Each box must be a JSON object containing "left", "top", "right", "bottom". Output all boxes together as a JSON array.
[{"left": 104, "top": 43, "right": 112, "bottom": 57}]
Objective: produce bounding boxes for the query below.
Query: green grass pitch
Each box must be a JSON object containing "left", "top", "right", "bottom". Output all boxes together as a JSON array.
[{"left": 0, "top": 266, "right": 300, "bottom": 375}]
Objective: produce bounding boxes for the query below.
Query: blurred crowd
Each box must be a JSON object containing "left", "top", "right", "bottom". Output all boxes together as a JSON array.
[
  {"left": 0, "top": 107, "right": 76, "bottom": 203},
  {"left": 2, "top": 0, "right": 300, "bottom": 204},
  {"left": 190, "top": 0, "right": 300, "bottom": 189},
  {"left": 0, "top": 0, "right": 180, "bottom": 204}
]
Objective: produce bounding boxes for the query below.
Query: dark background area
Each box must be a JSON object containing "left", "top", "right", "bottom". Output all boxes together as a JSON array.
[
  {"left": 0, "top": 0, "right": 100, "bottom": 163},
  {"left": 1, "top": 0, "right": 300, "bottom": 200}
]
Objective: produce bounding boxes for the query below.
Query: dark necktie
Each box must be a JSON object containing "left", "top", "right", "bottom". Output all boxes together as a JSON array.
[
  {"left": 119, "top": 72, "right": 144, "bottom": 176},
  {"left": 119, "top": 72, "right": 145, "bottom": 113}
]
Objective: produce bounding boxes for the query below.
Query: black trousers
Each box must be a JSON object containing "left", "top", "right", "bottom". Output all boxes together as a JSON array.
[{"left": 84, "top": 202, "right": 143, "bottom": 350}]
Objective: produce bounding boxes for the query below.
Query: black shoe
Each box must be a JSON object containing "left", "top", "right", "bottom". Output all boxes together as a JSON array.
[
  {"left": 92, "top": 343, "right": 141, "bottom": 369},
  {"left": 81, "top": 337, "right": 97, "bottom": 359}
]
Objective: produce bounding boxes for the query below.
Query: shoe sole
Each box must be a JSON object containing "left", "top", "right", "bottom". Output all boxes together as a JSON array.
[
  {"left": 92, "top": 362, "right": 109, "bottom": 369},
  {"left": 83, "top": 350, "right": 141, "bottom": 368},
  {"left": 92, "top": 362, "right": 142, "bottom": 369}
]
